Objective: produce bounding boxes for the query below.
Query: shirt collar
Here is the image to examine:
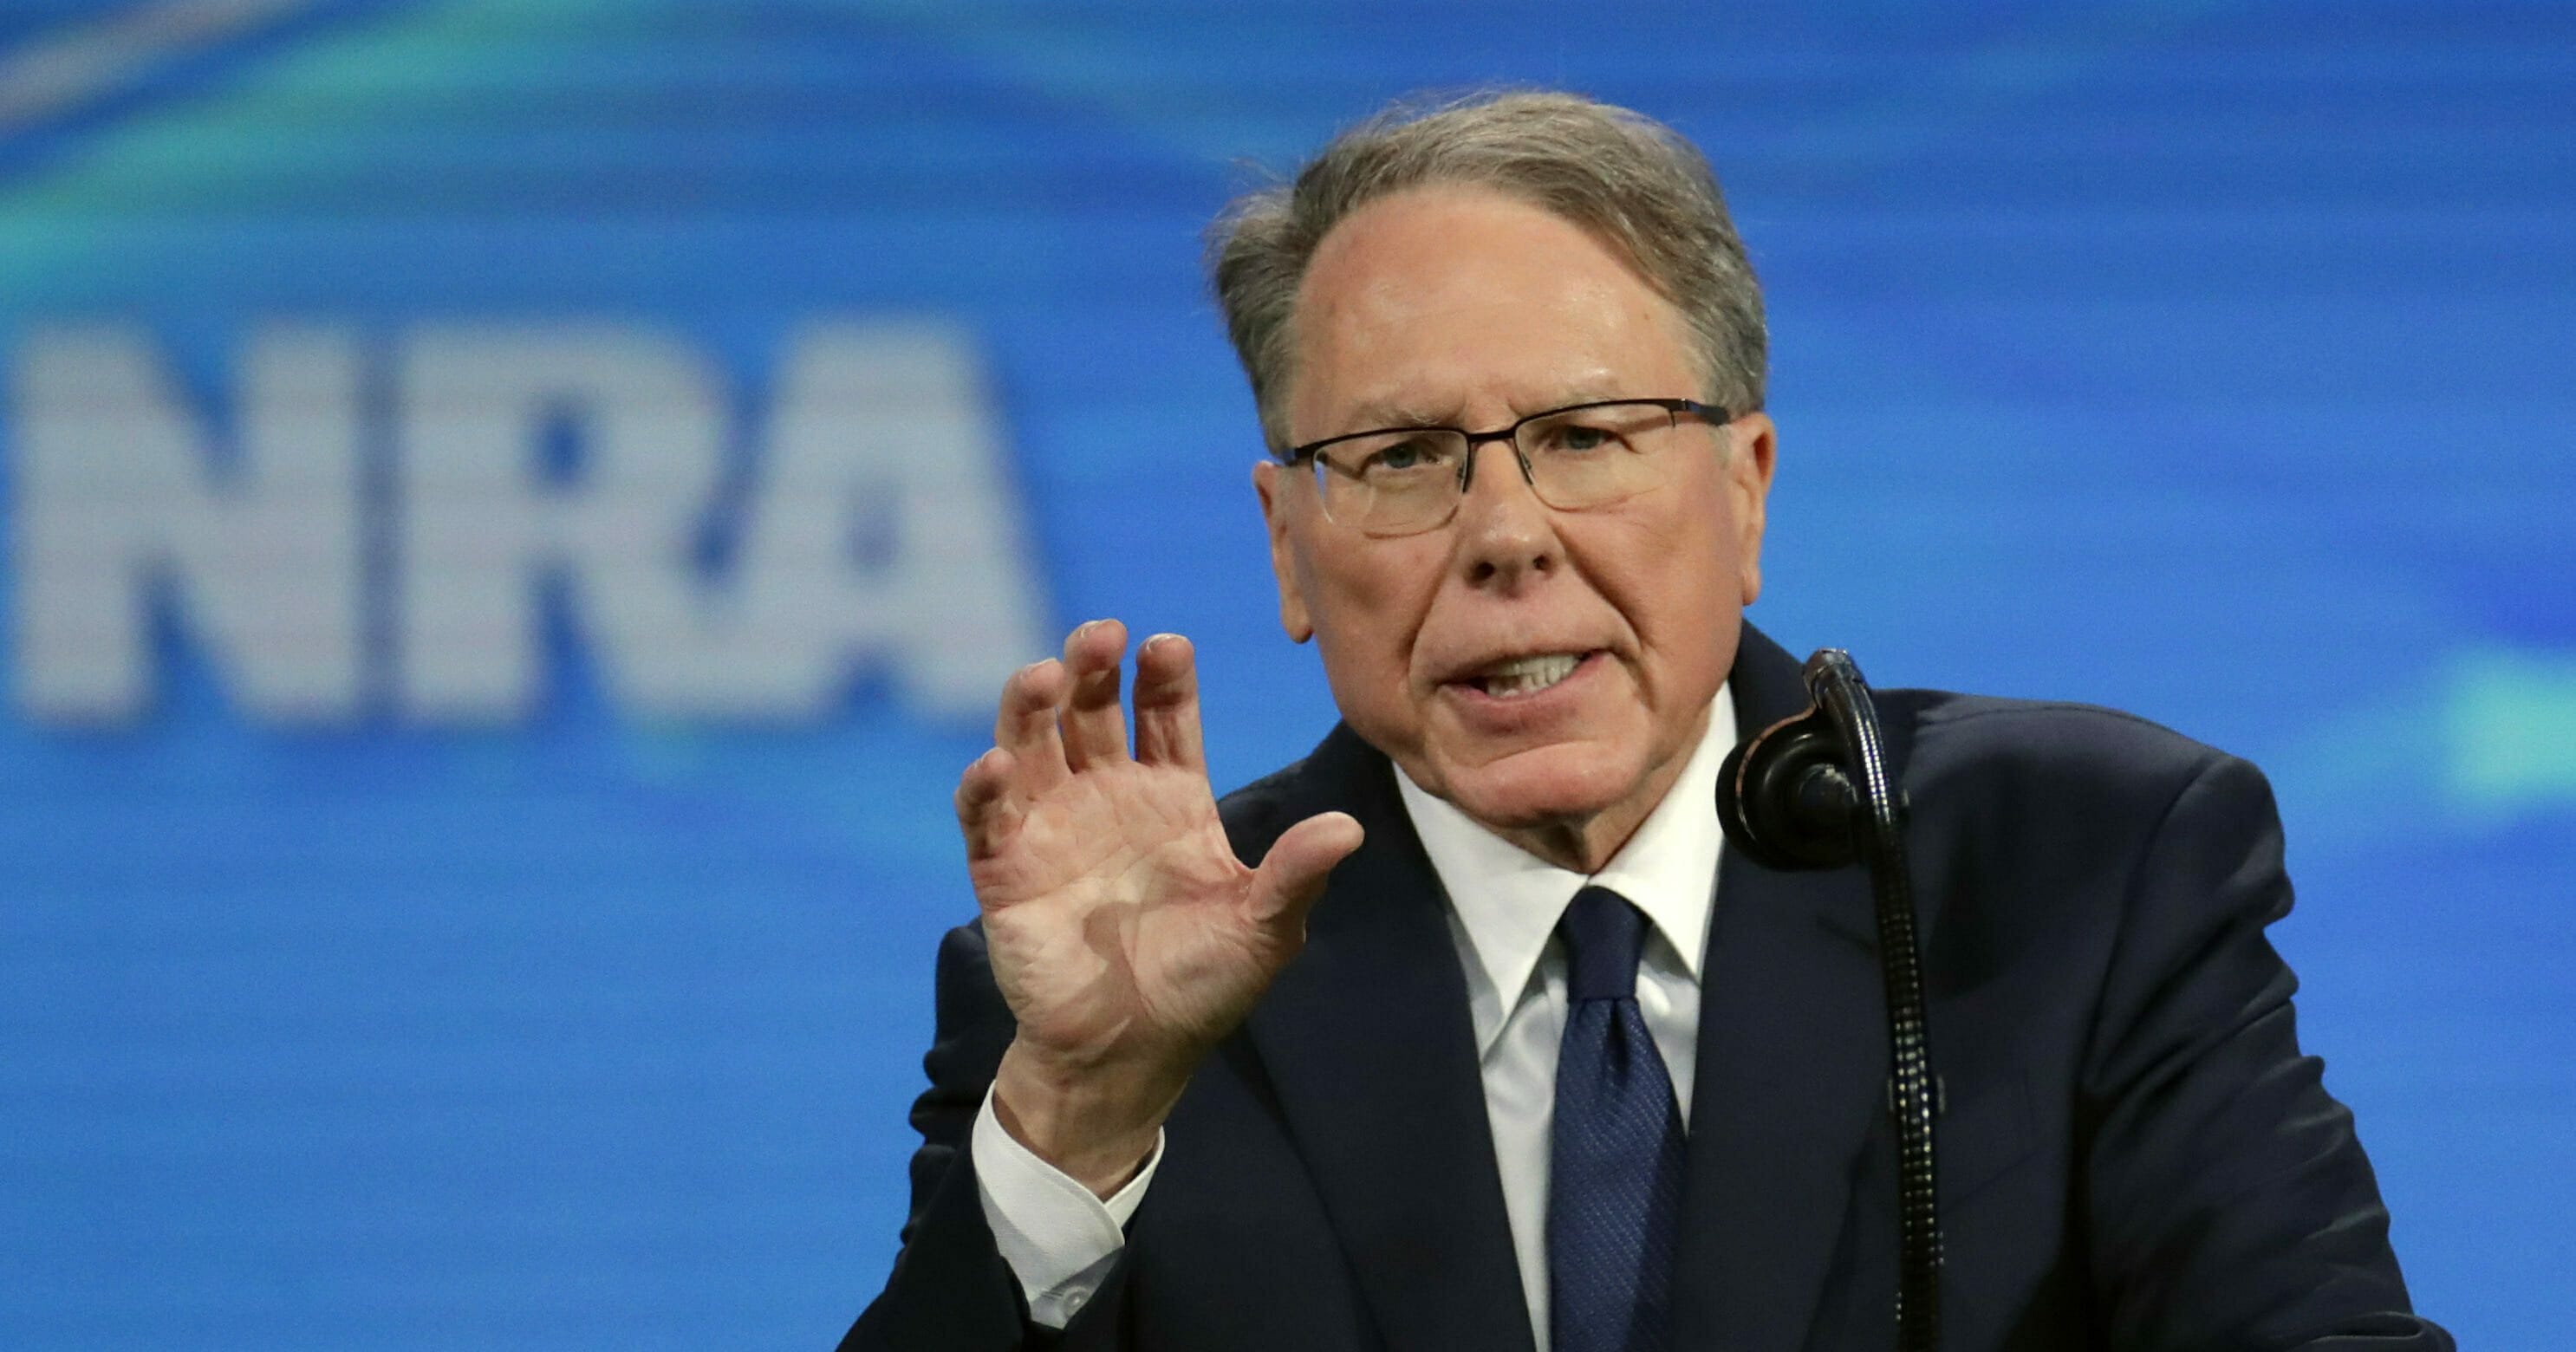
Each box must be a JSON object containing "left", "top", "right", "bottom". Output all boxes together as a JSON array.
[{"left": 1393, "top": 686, "right": 1738, "bottom": 1057}]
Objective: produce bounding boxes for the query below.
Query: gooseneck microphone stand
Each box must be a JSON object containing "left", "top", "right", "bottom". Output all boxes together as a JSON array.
[{"left": 1716, "top": 649, "right": 1942, "bottom": 1352}]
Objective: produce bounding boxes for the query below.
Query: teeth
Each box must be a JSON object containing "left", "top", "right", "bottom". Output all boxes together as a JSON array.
[{"left": 1478, "top": 653, "right": 1581, "bottom": 697}]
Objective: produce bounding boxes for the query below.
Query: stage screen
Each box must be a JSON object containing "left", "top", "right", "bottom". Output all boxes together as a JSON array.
[{"left": 1, "top": 1, "right": 2567, "bottom": 1345}]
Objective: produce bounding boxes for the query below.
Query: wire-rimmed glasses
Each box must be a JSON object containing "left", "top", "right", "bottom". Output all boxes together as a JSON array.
[{"left": 1279, "top": 398, "right": 1731, "bottom": 538}]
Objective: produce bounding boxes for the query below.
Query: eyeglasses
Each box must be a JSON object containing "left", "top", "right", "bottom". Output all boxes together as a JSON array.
[{"left": 1279, "top": 398, "right": 1730, "bottom": 538}]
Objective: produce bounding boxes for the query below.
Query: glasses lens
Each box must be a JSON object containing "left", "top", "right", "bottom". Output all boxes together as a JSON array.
[
  {"left": 1517, "top": 403, "right": 1677, "bottom": 510},
  {"left": 1311, "top": 429, "right": 1469, "bottom": 536}
]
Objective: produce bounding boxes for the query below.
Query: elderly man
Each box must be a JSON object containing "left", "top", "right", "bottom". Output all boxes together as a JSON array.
[{"left": 840, "top": 92, "right": 2446, "bottom": 1352}]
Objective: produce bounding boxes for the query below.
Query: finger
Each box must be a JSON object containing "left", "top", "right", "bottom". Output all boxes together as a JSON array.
[
  {"left": 1246, "top": 811, "right": 1365, "bottom": 936},
  {"left": 954, "top": 746, "right": 1024, "bottom": 862},
  {"left": 1057, "top": 619, "right": 1131, "bottom": 770},
  {"left": 1131, "top": 633, "right": 1207, "bottom": 771},
  {"left": 993, "top": 658, "right": 1071, "bottom": 793}
]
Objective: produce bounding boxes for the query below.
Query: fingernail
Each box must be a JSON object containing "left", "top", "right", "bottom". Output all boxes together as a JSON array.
[{"left": 1145, "top": 632, "right": 1181, "bottom": 652}]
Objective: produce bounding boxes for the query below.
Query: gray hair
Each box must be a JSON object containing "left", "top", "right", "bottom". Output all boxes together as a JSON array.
[{"left": 1208, "top": 89, "right": 1767, "bottom": 450}]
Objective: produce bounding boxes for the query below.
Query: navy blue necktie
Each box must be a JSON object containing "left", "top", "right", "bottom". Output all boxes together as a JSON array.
[{"left": 1548, "top": 885, "right": 1686, "bottom": 1352}]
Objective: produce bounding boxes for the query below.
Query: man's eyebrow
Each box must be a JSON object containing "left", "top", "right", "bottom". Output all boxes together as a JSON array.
[
  {"left": 1342, "top": 399, "right": 1457, "bottom": 430},
  {"left": 1335, "top": 383, "right": 1630, "bottom": 434},
  {"left": 1545, "top": 380, "right": 1624, "bottom": 409}
]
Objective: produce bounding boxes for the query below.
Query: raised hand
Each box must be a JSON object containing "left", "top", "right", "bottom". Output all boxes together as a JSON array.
[{"left": 957, "top": 619, "right": 1363, "bottom": 1194}]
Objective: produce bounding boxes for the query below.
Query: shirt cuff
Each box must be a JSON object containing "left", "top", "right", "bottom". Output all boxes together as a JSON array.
[{"left": 972, "top": 1082, "right": 1162, "bottom": 1329}]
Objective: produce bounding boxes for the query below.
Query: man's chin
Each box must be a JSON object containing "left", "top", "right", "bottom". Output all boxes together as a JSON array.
[{"left": 1428, "top": 742, "right": 1649, "bottom": 841}]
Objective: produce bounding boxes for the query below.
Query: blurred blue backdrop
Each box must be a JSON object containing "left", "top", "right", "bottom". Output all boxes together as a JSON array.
[{"left": 0, "top": 1, "right": 2568, "bottom": 1346}]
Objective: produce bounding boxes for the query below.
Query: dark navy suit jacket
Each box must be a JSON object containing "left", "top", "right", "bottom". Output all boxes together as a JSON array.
[{"left": 842, "top": 626, "right": 2448, "bottom": 1350}]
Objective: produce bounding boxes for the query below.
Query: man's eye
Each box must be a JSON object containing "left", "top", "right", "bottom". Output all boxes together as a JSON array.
[
  {"left": 1362, "top": 439, "right": 1445, "bottom": 475},
  {"left": 1534, "top": 419, "right": 1623, "bottom": 454}
]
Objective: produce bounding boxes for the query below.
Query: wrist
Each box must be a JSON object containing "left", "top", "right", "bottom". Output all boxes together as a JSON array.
[{"left": 992, "top": 1039, "right": 1184, "bottom": 1197}]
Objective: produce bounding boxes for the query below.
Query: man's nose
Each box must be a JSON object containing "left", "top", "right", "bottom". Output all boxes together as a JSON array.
[{"left": 1451, "top": 437, "right": 1558, "bottom": 588}]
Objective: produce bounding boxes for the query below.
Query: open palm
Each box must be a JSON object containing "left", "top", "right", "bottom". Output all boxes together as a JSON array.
[{"left": 955, "top": 621, "right": 1362, "bottom": 1186}]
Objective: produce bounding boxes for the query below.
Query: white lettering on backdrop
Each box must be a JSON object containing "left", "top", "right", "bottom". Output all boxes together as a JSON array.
[{"left": 10, "top": 321, "right": 1044, "bottom": 725}]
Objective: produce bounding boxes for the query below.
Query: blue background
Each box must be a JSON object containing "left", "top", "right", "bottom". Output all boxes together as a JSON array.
[{"left": 2, "top": 1, "right": 2570, "bottom": 1346}]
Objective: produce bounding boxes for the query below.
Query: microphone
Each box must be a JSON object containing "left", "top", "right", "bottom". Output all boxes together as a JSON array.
[
  {"left": 1716, "top": 647, "right": 1944, "bottom": 1352},
  {"left": 1715, "top": 700, "right": 1861, "bottom": 871}
]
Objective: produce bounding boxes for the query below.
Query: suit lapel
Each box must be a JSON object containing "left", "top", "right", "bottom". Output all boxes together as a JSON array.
[
  {"left": 1667, "top": 627, "right": 1909, "bottom": 1349},
  {"left": 1246, "top": 730, "right": 1538, "bottom": 1352},
  {"left": 1669, "top": 850, "right": 1886, "bottom": 1347}
]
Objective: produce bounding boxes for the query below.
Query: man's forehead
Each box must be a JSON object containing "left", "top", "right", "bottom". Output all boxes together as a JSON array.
[{"left": 1296, "top": 189, "right": 1622, "bottom": 323}]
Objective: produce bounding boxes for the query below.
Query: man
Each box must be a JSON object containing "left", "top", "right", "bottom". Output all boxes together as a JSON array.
[{"left": 841, "top": 92, "right": 2448, "bottom": 1351}]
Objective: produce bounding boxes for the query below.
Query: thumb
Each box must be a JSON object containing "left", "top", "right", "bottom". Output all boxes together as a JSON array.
[{"left": 1246, "top": 810, "right": 1365, "bottom": 935}]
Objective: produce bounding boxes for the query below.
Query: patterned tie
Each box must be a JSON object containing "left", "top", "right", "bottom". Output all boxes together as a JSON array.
[{"left": 1548, "top": 885, "right": 1686, "bottom": 1352}]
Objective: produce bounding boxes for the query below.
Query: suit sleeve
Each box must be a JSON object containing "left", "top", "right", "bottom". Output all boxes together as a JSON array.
[
  {"left": 837, "top": 923, "right": 1134, "bottom": 1352},
  {"left": 2079, "top": 752, "right": 2451, "bottom": 1350}
]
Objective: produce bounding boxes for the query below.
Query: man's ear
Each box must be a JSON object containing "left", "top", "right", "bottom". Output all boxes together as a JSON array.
[
  {"left": 1727, "top": 413, "right": 1779, "bottom": 608},
  {"left": 1252, "top": 460, "right": 1315, "bottom": 643}
]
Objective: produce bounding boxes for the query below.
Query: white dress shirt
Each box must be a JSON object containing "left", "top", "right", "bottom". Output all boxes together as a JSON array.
[{"left": 974, "top": 688, "right": 1736, "bottom": 1347}]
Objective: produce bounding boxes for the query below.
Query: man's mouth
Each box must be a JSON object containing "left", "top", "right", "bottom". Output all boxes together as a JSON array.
[{"left": 1467, "top": 652, "right": 1590, "bottom": 699}]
